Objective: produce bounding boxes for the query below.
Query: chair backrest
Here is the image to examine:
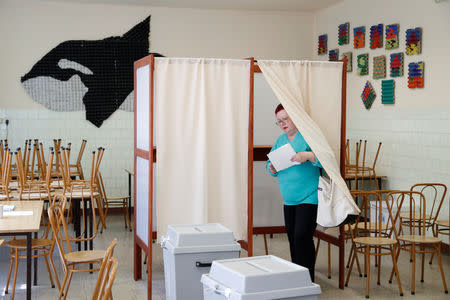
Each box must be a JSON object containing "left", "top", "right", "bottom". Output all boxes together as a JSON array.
[
  {"left": 94, "top": 257, "right": 118, "bottom": 300},
  {"left": 1, "top": 150, "right": 12, "bottom": 191},
  {"left": 387, "top": 190, "right": 427, "bottom": 236},
  {"left": 350, "top": 190, "right": 399, "bottom": 240},
  {"left": 92, "top": 238, "right": 118, "bottom": 300},
  {"left": 48, "top": 202, "right": 72, "bottom": 270},
  {"left": 410, "top": 183, "right": 447, "bottom": 224}
]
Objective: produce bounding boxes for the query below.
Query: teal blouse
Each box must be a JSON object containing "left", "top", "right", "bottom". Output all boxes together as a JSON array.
[{"left": 266, "top": 131, "right": 322, "bottom": 206}]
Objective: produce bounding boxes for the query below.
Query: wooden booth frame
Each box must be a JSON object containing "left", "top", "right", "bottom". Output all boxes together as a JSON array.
[{"left": 133, "top": 56, "right": 348, "bottom": 299}]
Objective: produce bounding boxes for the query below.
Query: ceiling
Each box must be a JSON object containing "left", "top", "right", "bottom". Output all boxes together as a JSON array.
[{"left": 52, "top": 0, "right": 344, "bottom": 12}]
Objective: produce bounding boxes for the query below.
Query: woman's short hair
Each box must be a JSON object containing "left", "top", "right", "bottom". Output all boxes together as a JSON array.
[{"left": 275, "top": 103, "right": 284, "bottom": 114}]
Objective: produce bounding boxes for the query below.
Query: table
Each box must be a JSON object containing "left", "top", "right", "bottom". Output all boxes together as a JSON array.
[
  {"left": 345, "top": 173, "right": 387, "bottom": 190},
  {"left": 0, "top": 201, "right": 43, "bottom": 300},
  {"left": 125, "top": 168, "right": 134, "bottom": 228}
]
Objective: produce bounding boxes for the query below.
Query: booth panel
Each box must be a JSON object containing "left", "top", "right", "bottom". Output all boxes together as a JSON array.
[
  {"left": 136, "top": 64, "right": 150, "bottom": 151},
  {"left": 136, "top": 156, "right": 149, "bottom": 246}
]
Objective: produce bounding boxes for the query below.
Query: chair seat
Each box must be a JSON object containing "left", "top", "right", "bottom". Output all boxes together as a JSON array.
[
  {"left": 398, "top": 234, "right": 441, "bottom": 244},
  {"left": 353, "top": 236, "right": 397, "bottom": 246},
  {"left": 107, "top": 195, "right": 130, "bottom": 201},
  {"left": 5, "top": 238, "right": 53, "bottom": 249},
  {"left": 65, "top": 191, "right": 100, "bottom": 198},
  {"left": 50, "top": 180, "right": 65, "bottom": 188},
  {"left": 65, "top": 250, "right": 105, "bottom": 263},
  {"left": 356, "top": 222, "right": 391, "bottom": 231},
  {"left": 435, "top": 219, "right": 449, "bottom": 227},
  {"left": 8, "top": 181, "right": 19, "bottom": 189},
  {"left": 20, "top": 192, "right": 50, "bottom": 200},
  {"left": 399, "top": 212, "right": 432, "bottom": 220}
]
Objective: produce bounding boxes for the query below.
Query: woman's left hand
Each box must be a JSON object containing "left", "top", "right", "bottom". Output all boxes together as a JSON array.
[{"left": 291, "top": 151, "right": 315, "bottom": 163}]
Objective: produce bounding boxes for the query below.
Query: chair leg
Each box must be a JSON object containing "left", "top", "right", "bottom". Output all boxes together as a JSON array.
[
  {"left": 59, "top": 272, "right": 68, "bottom": 300},
  {"left": 436, "top": 243, "right": 448, "bottom": 293},
  {"left": 123, "top": 202, "right": 128, "bottom": 229},
  {"left": 365, "top": 245, "right": 370, "bottom": 298},
  {"left": 315, "top": 238, "right": 321, "bottom": 261},
  {"left": 411, "top": 243, "right": 416, "bottom": 295},
  {"left": 63, "top": 271, "right": 74, "bottom": 300},
  {"left": 327, "top": 242, "right": 331, "bottom": 279},
  {"left": 390, "top": 244, "right": 403, "bottom": 296},
  {"left": 263, "top": 234, "right": 269, "bottom": 255},
  {"left": 421, "top": 244, "right": 425, "bottom": 283},
  {"left": 5, "top": 249, "right": 14, "bottom": 294},
  {"left": 389, "top": 243, "right": 401, "bottom": 283},
  {"left": 44, "top": 255, "right": 56, "bottom": 288},
  {"left": 377, "top": 249, "right": 381, "bottom": 285},
  {"left": 345, "top": 245, "right": 356, "bottom": 287},
  {"left": 48, "top": 252, "right": 61, "bottom": 290},
  {"left": 11, "top": 249, "right": 19, "bottom": 300}
]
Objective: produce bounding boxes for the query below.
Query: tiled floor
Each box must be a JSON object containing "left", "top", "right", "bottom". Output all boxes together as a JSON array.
[{"left": 0, "top": 215, "right": 449, "bottom": 299}]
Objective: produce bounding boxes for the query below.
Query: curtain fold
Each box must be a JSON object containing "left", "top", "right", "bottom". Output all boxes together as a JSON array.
[
  {"left": 258, "top": 60, "right": 360, "bottom": 216},
  {"left": 155, "top": 58, "right": 250, "bottom": 240}
]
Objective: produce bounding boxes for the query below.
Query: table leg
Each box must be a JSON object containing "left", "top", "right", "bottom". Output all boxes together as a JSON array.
[
  {"left": 128, "top": 172, "right": 132, "bottom": 229},
  {"left": 26, "top": 232, "right": 32, "bottom": 300},
  {"left": 73, "top": 198, "right": 81, "bottom": 251},
  {"left": 89, "top": 198, "right": 93, "bottom": 251},
  {"left": 33, "top": 232, "right": 37, "bottom": 286}
]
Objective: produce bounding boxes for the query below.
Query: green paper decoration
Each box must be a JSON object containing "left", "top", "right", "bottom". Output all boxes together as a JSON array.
[
  {"left": 381, "top": 80, "right": 395, "bottom": 104},
  {"left": 357, "top": 54, "right": 369, "bottom": 76},
  {"left": 373, "top": 55, "right": 386, "bottom": 79},
  {"left": 361, "top": 81, "right": 376, "bottom": 109}
]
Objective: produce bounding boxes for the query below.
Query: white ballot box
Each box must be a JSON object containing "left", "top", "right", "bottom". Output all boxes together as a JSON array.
[
  {"left": 161, "top": 223, "right": 241, "bottom": 300},
  {"left": 201, "top": 255, "right": 321, "bottom": 300}
]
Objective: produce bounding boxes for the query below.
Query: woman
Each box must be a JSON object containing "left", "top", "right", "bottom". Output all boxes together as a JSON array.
[{"left": 266, "top": 104, "right": 321, "bottom": 282}]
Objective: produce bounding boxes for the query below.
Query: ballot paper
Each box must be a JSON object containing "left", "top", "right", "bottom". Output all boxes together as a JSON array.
[{"left": 267, "top": 143, "right": 300, "bottom": 172}]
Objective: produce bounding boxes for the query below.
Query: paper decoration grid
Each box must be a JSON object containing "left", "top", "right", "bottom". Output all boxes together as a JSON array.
[
  {"left": 20, "top": 16, "right": 153, "bottom": 127},
  {"left": 385, "top": 24, "right": 399, "bottom": 50},
  {"left": 329, "top": 49, "right": 339, "bottom": 61},
  {"left": 390, "top": 53, "right": 404, "bottom": 77},
  {"left": 338, "top": 22, "right": 350, "bottom": 45},
  {"left": 406, "top": 27, "right": 422, "bottom": 55},
  {"left": 370, "top": 24, "right": 383, "bottom": 49},
  {"left": 318, "top": 34, "right": 328, "bottom": 55},
  {"left": 361, "top": 81, "right": 376, "bottom": 109},
  {"left": 342, "top": 52, "right": 352, "bottom": 72},
  {"left": 353, "top": 26, "right": 365, "bottom": 49},
  {"left": 357, "top": 54, "right": 369, "bottom": 76},
  {"left": 373, "top": 55, "right": 386, "bottom": 79},
  {"left": 408, "top": 62, "right": 424, "bottom": 88},
  {"left": 381, "top": 80, "right": 395, "bottom": 104}
]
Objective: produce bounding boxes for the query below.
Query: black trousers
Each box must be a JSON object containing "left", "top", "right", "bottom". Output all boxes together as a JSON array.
[{"left": 284, "top": 203, "right": 318, "bottom": 282}]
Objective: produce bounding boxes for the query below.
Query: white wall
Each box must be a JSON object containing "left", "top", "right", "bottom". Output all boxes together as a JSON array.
[
  {"left": 0, "top": 0, "right": 314, "bottom": 200},
  {"left": 313, "top": 0, "right": 450, "bottom": 234}
]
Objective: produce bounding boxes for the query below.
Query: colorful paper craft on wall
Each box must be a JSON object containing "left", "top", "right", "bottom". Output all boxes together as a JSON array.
[
  {"left": 329, "top": 49, "right": 339, "bottom": 61},
  {"left": 381, "top": 80, "right": 395, "bottom": 104},
  {"left": 390, "top": 53, "right": 404, "bottom": 77},
  {"left": 338, "top": 22, "right": 350, "bottom": 45},
  {"left": 342, "top": 52, "right": 352, "bottom": 72},
  {"left": 373, "top": 56, "right": 386, "bottom": 79},
  {"left": 357, "top": 53, "right": 369, "bottom": 76},
  {"left": 408, "top": 62, "right": 424, "bottom": 88},
  {"left": 361, "top": 81, "right": 376, "bottom": 109},
  {"left": 353, "top": 26, "right": 365, "bottom": 49},
  {"left": 385, "top": 24, "right": 399, "bottom": 50},
  {"left": 406, "top": 27, "right": 422, "bottom": 55},
  {"left": 370, "top": 24, "right": 383, "bottom": 49},
  {"left": 318, "top": 34, "right": 327, "bottom": 55}
]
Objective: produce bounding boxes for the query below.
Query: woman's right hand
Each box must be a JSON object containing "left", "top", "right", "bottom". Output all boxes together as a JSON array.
[{"left": 269, "top": 163, "right": 277, "bottom": 174}]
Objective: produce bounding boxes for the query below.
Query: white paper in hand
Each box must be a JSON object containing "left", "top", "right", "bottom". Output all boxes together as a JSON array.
[{"left": 267, "top": 143, "right": 300, "bottom": 172}]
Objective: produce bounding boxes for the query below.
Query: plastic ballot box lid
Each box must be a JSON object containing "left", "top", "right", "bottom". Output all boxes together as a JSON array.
[
  {"left": 201, "top": 255, "right": 321, "bottom": 299},
  {"left": 161, "top": 223, "right": 241, "bottom": 254}
]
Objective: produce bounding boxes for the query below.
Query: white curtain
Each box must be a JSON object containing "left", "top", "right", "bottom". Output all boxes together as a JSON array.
[
  {"left": 155, "top": 58, "right": 250, "bottom": 241},
  {"left": 258, "top": 60, "right": 360, "bottom": 215}
]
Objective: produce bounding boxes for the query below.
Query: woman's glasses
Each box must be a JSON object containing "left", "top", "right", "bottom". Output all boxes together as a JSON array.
[{"left": 275, "top": 117, "right": 290, "bottom": 126}]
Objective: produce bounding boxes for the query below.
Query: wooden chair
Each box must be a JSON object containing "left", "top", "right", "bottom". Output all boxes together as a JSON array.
[
  {"left": 388, "top": 191, "right": 448, "bottom": 295},
  {"left": 0, "top": 149, "right": 12, "bottom": 200},
  {"left": 48, "top": 201, "right": 109, "bottom": 300},
  {"left": 92, "top": 239, "right": 118, "bottom": 300},
  {"left": 59, "top": 147, "right": 106, "bottom": 241},
  {"left": 4, "top": 193, "right": 64, "bottom": 300},
  {"left": 97, "top": 171, "right": 131, "bottom": 232},
  {"left": 70, "top": 139, "right": 87, "bottom": 180},
  {"left": 345, "top": 190, "right": 403, "bottom": 298},
  {"left": 92, "top": 257, "right": 118, "bottom": 300}
]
